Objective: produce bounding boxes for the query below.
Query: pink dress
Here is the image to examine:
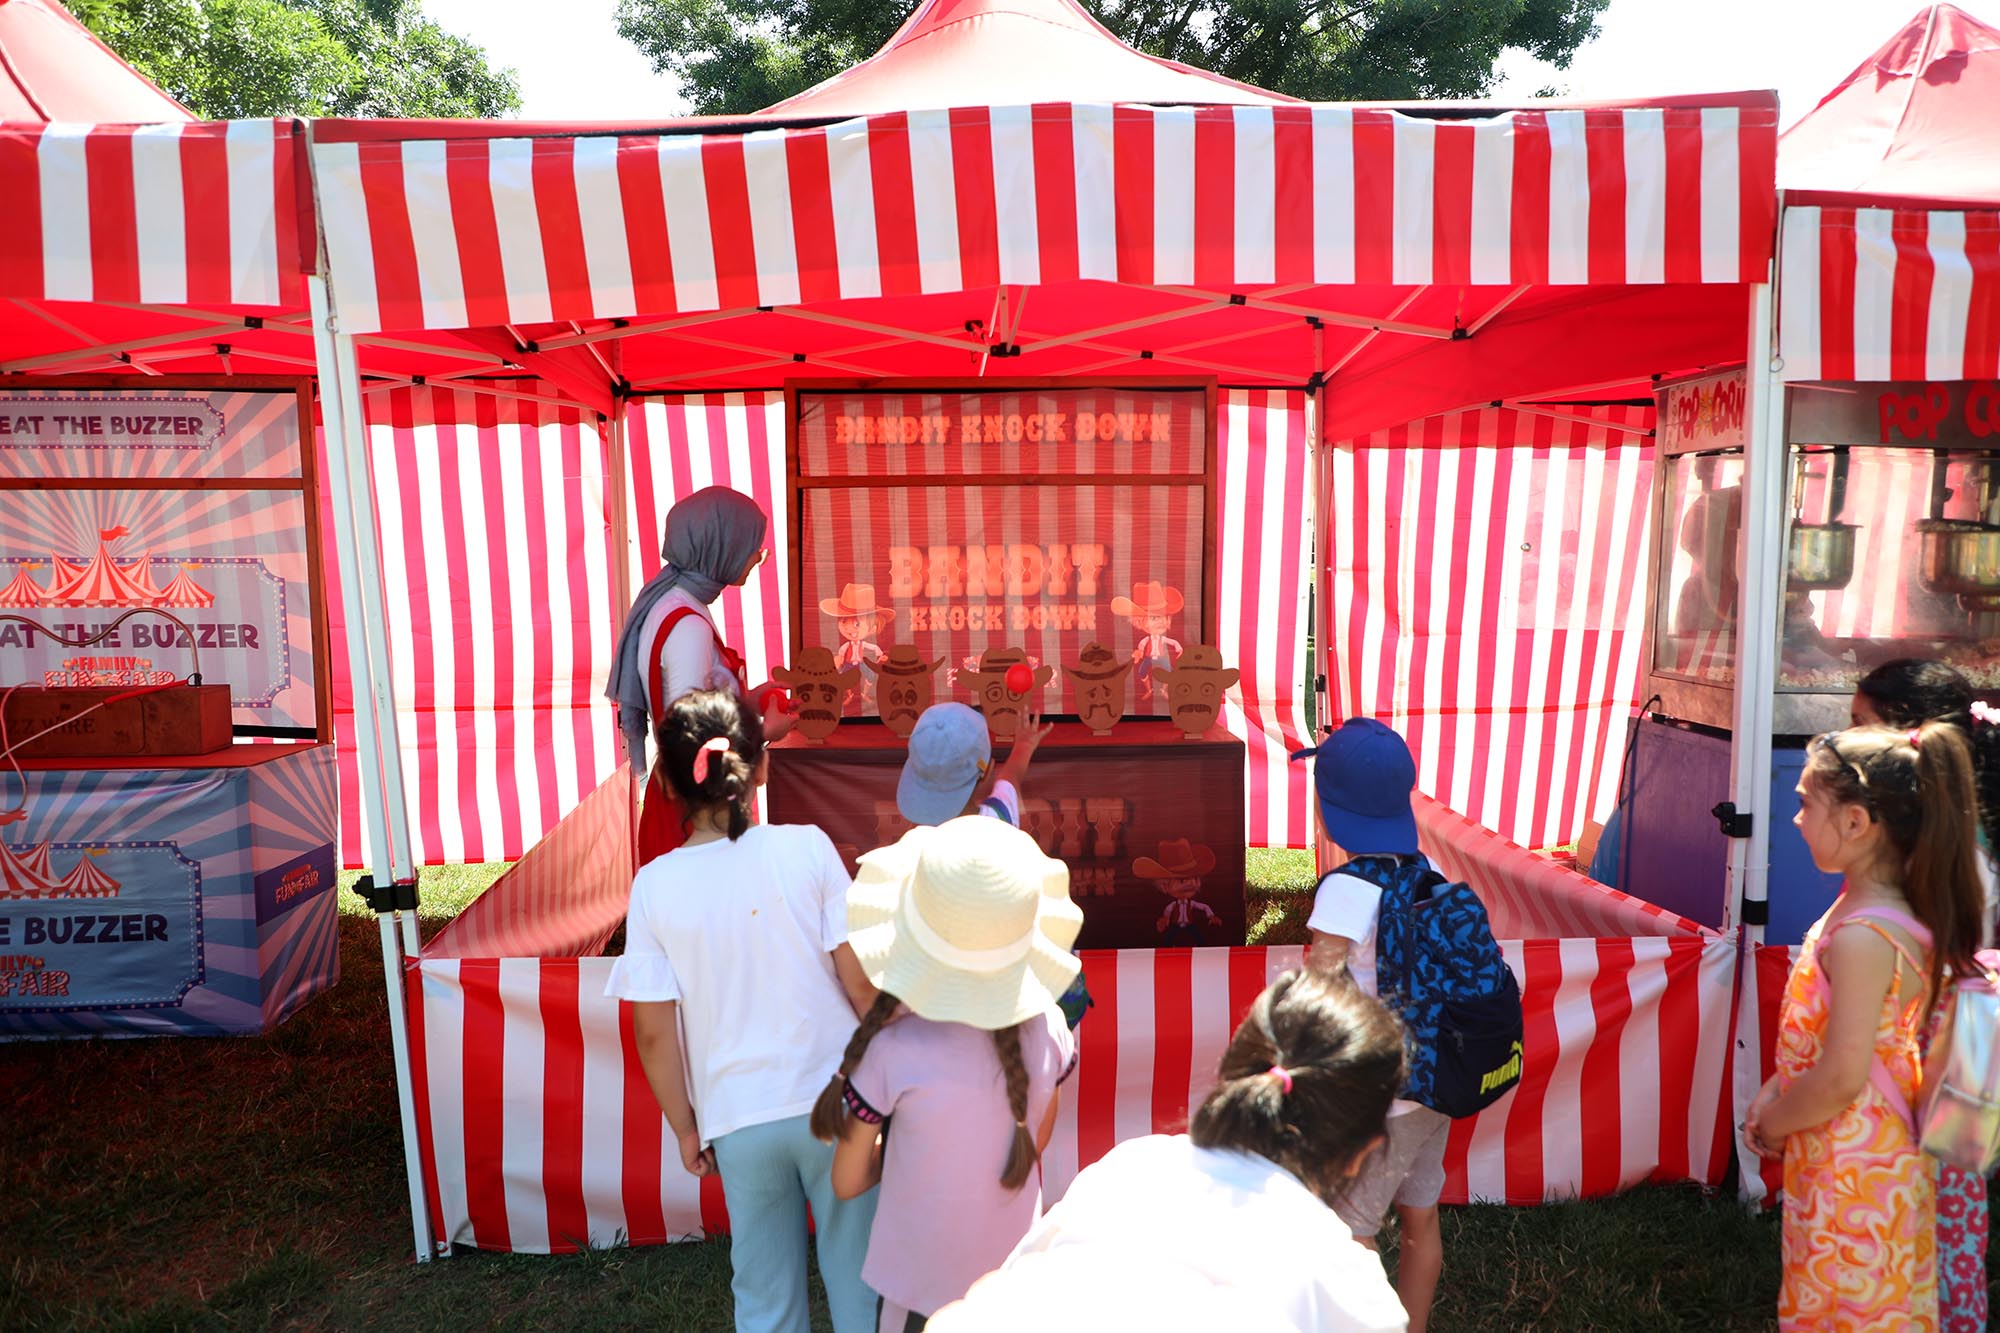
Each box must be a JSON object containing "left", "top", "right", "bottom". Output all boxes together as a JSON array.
[{"left": 1775, "top": 905, "right": 1938, "bottom": 1331}]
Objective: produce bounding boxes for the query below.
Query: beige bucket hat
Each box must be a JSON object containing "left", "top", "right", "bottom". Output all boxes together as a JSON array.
[{"left": 847, "top": 815, "right": 1083, "bottom": 1030}]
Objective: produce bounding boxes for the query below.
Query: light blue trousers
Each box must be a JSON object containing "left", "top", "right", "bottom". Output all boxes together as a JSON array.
[{"left": 710, "top": 1113, "right": 878, "bottom": 1333}]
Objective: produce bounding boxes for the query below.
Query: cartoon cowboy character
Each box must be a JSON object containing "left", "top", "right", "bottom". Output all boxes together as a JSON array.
[
  {"left": 958, "top": 646, "right": 1054, "bottom": 741},
  {"left": 1153, "top": 645, "right": 1240, "bottom": 739},
  {"left": 1110, "top": 582, "right": 1185, "bottom": 702},
  {"left": 820, "top": 582, "right": 896, "bottom": 711},
  {"left": 1135, "top": 839, "right": 1219, "bottom": 945}
]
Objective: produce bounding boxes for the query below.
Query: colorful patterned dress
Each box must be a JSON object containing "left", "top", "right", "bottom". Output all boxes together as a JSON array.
[{"left": 1775, "top": 906, "right": 1938, "bottom": 1331}]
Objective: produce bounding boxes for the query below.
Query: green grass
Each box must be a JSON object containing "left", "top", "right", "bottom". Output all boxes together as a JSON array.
[{"left": 0, "top": 855, "right": 1825, "bottom": 1331}]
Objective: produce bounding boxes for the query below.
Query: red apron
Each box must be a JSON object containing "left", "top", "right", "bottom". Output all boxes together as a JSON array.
[{"left": 636, "top": 606, "right": 746, "bottom": 865}]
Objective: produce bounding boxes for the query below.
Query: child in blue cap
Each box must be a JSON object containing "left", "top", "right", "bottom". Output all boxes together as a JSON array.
[{"left": 1292, "top": 717, "right": 1445, "bottom": 1333}]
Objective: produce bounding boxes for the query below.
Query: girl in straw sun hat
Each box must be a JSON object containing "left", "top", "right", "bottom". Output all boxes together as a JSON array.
[{"left": 811, "top": 815, "right": 1083, "bottom": 1332}]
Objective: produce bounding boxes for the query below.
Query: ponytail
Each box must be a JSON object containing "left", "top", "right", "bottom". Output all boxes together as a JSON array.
[
  {"left": 1905, "top": 722, "right": 1985, "bottom": 999},
  {"left": 809, "top": 991, "right": 900, "bottom": 1142},
  {"left": 1808, "top": 723, "right": 1985, "bottom": 999},
  {"left": 656, "top": 688, "right": 765, "bottom": 840},
  {"left": 992, "top": 1023, "right": 1036, "bottom": 1191},
  {"left": 1189, "top": 970, "right": 1404, "bottom": 1207}
]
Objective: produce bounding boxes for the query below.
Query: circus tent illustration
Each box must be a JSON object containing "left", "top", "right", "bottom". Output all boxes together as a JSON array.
[
  {"left": 57, "top": 853, "right": 120, "bottom": 898},
  {"left": 17, "top": 528, "right": 212, "bottom": 610},
  {"left": 0, "top": 566, "right": 47, "bottom": 607},
  {"left": 0, "top": 840, "right": 120, "bottom": 900},
  {"left": 17, "top": 840, "right": 54, "bottom": 880},
  {"left": 154, "top": 565, "right": 215, "bottom": 608}
]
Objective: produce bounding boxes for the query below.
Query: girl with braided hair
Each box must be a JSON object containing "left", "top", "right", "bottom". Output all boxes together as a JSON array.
[
  {"left": 925, "top": 969, "right": 1410, "bottom": 1332},
  {"left": 1743, "top": 722, "right": 1988, "bottom": 1331},
  {"left": 811, "top": 816, "right": 1082, "bottom": 1332},
  {"left": 606, "top": 689, "right": 880, "bottom": 1333}
]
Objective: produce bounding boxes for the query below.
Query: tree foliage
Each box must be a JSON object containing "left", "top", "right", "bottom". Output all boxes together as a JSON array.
[
  {"left": 70, "top": 0, "right": 521, "bottom": 119},
  {"left": 614, "top": 0, "right": 1608, "bottom": 116}
]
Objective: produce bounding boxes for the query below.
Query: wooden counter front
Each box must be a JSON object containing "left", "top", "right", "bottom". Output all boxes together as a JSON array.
[{"left": 767, "top": 721, "right": 1245, "bottom": 949}]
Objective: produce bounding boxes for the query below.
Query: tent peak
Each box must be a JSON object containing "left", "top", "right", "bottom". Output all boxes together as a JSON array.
[
  {"left": 754, "top": 0, "right": 1291, "bottom": 119},
  {"left": 1780, "top": 3, "right": 2000, "bottom": 208},
  {"left": 0, "top": 0, "right": 191, "bottom": 123}
]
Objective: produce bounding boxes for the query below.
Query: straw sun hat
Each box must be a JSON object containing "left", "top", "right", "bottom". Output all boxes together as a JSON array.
[{"left": 847, "top": 816, "right": 1083, "bottom": 1030}]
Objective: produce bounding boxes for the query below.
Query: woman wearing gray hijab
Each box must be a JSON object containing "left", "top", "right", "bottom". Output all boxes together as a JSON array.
[{"left": 608, "top": 486, "right": 794, "bottom": 862}]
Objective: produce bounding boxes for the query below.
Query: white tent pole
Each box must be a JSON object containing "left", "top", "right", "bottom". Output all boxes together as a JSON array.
[
  {"left": 308, "top": 273, "right": 435, "bottom": 1263},
  {"left": 1725, "top": 274, "right": 1784, "bottom": 948}
]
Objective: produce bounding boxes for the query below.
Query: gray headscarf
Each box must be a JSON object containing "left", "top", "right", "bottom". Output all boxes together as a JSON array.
[{"left": 607, "top": 486, "right": 769, "bottom": 770}]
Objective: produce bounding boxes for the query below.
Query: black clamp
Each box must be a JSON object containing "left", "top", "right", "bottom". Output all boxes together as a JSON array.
[
  {"left": 350, "top": 874, "right": 420, "bottom": 913},
  {"left": 1711, "top": 801, "right": 1753, "bottom": 839},
  {"left": 1740, "top": 899, "right": 1770, "bottom": 927}
]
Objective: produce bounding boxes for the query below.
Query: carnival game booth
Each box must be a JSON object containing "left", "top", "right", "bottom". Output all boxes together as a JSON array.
[
  {"left": 0, "top": 2, "right": 355, "bottom": 1038},
  {"left": 264, "top": 0, "right": 1791, "bottom": 1255}
]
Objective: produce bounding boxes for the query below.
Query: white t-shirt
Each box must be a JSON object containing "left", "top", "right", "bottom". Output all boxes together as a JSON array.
[
  {"left": 939, "top": 1135, "right": 1406, "bottom": 1333},
  {"left": 604, "top": 822, "right": 855, "bottom": 1145},
  {"left": 1308, "top": 856, "right": 1429, "bottom": 1117},
  {"left": 978, "top": 778, "right": 1021, "bottom": 826}
]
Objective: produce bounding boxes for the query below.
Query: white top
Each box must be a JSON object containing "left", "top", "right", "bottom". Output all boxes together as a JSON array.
[
  {"left": 634, "top": 587, "right": 741, "bottom": 768},
  {"left": 1308, "top": 858, "right": 1428, "bottom": 1117},
  {"left": 605, "top": 822, "right": 856, "bottom": 1145},
  {"left": 979, "top": 778, "right": 1021, "bottom": 826},
  {"left": 948, "top": 1135, "right": 1406, "bottom": 1333}
]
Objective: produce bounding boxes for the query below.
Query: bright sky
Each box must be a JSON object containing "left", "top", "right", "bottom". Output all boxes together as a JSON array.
[{"left": 423, "top": 0, "right": 1995, "bottom": 128}]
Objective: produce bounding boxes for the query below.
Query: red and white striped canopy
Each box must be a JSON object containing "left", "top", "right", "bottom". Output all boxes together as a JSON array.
[
  {"left": 0, "top": 119, "right": 305, "bottom": 310},
  {"left": 312, "top": 97, "right": 1778, "bottom": 339},
  {"left": 1777, "top": 203, "right": 2000, "bottom": 382}
]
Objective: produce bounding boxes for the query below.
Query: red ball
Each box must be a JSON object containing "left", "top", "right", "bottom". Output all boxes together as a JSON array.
[{"left": 1004, "top": 662, "right": 1034, "bottom": 695}]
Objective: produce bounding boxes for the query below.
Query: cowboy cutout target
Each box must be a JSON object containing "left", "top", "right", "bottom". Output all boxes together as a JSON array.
[
  {"left": 873, "top": 644, "right": 945, "bottom": 738},
  {"left": 771, "top": 647, "right": 860, "bottom": 744}
]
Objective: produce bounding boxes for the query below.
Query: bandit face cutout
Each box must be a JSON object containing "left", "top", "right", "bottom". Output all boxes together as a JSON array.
[
  {"left": 874, "top": 644, "right": 945, "bottom": 738},
  {"left": 960, "top": 648, "right": 1054, "bottom": 740},
  {"left": 1067, "top": 641, "right": 1133, "bottom": 736},
  {"left": 771, "top": 648, "right": 862, "bottom": 743},
  {"left": 1153, "top": 646, "right": 1239, "bottom": 738}
]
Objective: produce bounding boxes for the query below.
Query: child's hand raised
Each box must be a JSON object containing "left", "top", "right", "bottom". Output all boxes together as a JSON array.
[{"left": 997, "top": 712, "right": 1056, "bottom": 790}]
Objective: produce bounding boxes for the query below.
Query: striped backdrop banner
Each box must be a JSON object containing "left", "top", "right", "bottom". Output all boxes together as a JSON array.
[
  {"left": 1322, "top": 405, "right": 1656, "bottom": 850},
  {"left": 0, "top": 120, "right": 301, "bottom": 307},
  {"left": 311, "top": 101, "right": 1777, "bottom": 336},
  {"left": 1778, "top": 204, "right": 2000, "bottom": 383},
  {"left": 326, "top": 387, "right": 619, "bottom": 868},
  {"left": 405, "top": 935, "right": 1737, "bottom": 1252}
]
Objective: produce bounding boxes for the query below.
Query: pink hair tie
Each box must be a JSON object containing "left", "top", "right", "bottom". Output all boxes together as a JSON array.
[
  {"left": 1267, "top": 1065, "right": 1293, "bottom": 1095},
  {"left": 1909, "top": 728, "right": 1923, "bottom": 750},
  {"left": 1973, "top": 701, "right": 1999, "bottom": 727},
  {"left": 691, "top": 735, "right": 730, "bottom": 783}
]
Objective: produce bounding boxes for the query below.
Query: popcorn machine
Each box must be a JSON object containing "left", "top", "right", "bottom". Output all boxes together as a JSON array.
[{"left": 1613, "top": 372, "right": 2000, "bottom": 940}]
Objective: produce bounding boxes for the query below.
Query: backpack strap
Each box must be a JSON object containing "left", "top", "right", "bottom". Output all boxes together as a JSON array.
[{"left": 1817, "top": 913, "right": 1928, "bottom": 1136}]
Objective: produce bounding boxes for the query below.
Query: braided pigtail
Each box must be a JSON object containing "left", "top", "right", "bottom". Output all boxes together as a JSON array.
[
  {"left": 809, "top": 991, "right": 900, "bottom": 1142},
  {"left": 994, "top": 1022, "right": 1036, "bottom": 1191}
]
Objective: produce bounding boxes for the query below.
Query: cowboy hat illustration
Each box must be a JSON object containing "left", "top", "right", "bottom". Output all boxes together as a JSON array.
[
  {"left": 1110, "top": 582, "right": 1185, "bottom": 619},
  {"left": 819, "top": 582, "right": 897, "bottom": 625},
  {"left": 1133, "top": 838, "right": 1217, "bottom": 879}
]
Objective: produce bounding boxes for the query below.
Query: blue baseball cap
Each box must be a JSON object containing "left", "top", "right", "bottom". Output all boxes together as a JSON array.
[
  {"left": 898, "top": 703, "right": 992, "bottom": 826},
  {"left": 1290, "top": 718, "right": 1419, "bottom": 855}
]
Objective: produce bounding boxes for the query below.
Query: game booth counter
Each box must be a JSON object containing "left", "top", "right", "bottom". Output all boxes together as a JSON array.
[
  {"left": 0, "top": 380, "right": 341, "bottom": 1037},
  {"left": 1, "top": 0, "right": 1811, "bottom": 1263}
]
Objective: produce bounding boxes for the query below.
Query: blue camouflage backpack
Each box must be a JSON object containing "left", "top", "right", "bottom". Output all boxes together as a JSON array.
[{"left": 1336, "top": 855, "right": 1524, "bottom": 1118}]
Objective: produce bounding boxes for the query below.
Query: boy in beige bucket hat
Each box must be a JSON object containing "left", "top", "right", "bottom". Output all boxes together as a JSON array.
[{"left": 811, "top": 816, "right": 1083, "bottom": 1332}]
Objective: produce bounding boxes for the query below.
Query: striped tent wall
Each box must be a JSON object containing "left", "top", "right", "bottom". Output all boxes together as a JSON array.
[
  {"left": 328, "top": 387, "right": 1312, "bottom": 864},
  {"left": 326, "top": 387, "right": 620, "bottom": 867},
  {"left": 1323, "top": 405, "right": 1656, "bottom": 851}
]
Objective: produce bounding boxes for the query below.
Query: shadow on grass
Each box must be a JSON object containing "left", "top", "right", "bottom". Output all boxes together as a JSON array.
[{"left": 0, "top": 861, "right": 1810, "bottom": 1331}]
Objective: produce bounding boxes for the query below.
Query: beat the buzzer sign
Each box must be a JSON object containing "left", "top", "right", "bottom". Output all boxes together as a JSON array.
[{"left": 790, "top": 383, "right": 1216, "bottom": 721}]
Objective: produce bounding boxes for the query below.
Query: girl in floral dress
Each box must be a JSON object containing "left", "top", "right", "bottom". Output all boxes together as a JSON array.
[{"left": 1743, "top": 723, "right": 1987, "bottom": 1331}]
